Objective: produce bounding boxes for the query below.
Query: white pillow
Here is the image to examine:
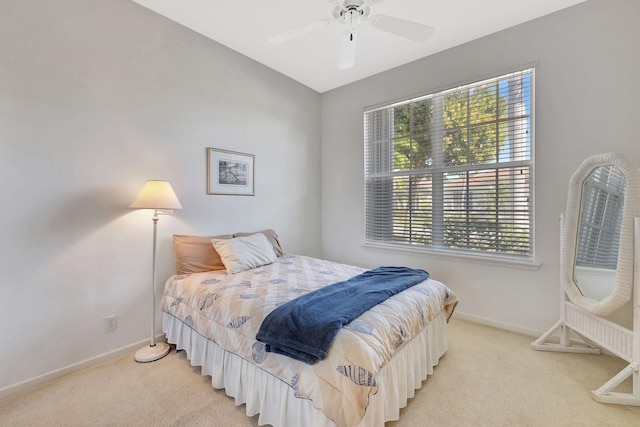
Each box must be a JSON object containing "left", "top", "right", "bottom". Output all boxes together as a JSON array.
[{"left": 211, "top": 233, "right": 277, "bottom": 274}]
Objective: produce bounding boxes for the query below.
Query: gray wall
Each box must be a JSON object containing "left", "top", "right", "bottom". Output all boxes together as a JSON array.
[
  {"left": 0, "top": 0, "right": 321, "bottom": 391},
  {"left": 320, "top": 0, "right": 640, "bottom": 335}
]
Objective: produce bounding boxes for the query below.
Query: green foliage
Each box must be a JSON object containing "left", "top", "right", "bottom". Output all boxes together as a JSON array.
[
  {"left": 392, "top": 84, "right": 508, "bottom": 170},
  {"left": 392, "top": 99, "right": 434, "bottom": 171}
]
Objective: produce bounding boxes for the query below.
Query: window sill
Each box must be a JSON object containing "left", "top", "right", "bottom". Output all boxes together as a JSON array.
[{"left": 363, "top": 242, "right": 541, "bottom": 271}]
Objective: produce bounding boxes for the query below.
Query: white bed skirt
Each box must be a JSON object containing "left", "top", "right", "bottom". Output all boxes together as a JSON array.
[{"left": 162, "top": 310, "right": 449, "bottom": 427}]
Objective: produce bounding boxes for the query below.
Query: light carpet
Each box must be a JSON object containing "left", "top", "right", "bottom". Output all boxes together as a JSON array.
[{"left": 1, "top": 318, "right": 639, "bottom": 426}]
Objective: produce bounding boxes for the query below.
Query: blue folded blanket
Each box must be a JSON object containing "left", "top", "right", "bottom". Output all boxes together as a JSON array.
[{"left": 255, "top": 266, "right": 429, "bottom": 364}]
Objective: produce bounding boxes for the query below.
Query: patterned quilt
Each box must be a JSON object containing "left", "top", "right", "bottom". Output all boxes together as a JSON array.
[{"left": 161, "top": 254, "right": 458, "bottom": 427}]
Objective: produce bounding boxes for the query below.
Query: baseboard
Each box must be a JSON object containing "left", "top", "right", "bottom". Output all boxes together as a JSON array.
[
  {"left": 0, "top": 316, "right": 549, "bottom": 399},
  {"left": 454, "top": 311, "right": 543, "bottom": 338},
  {"left": 453, "top": 312, "right": 619, "bottom": 359},
  {"left": 0, "top": 334, "right": 167, "bottom": 399}
]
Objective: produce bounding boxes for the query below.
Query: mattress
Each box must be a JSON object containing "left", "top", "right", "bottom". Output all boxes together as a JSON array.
[{"left": 161, "top": 254, "right": 457, "bottom": 427}]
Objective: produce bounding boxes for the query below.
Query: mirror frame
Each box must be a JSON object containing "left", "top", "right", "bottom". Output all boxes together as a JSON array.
[{"left": 561, "top": 152, "right": 640, "bottom": 316}]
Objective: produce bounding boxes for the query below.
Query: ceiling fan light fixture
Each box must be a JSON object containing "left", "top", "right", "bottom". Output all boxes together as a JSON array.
[
  {"left": 331, "top": 0, "right": 369, "bottom": 20},
  {"left": 342, "top": 8, "right": 363, "bottom": 27}
]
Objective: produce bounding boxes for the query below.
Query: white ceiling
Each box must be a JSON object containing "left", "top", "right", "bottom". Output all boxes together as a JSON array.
[{"left": 131, "top": 0, "right": 587, "bottom": 93}]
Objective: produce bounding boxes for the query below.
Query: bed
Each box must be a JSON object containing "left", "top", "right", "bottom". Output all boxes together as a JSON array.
[{"left": 161, "top": 231, "right": 458, "bottom": 427}]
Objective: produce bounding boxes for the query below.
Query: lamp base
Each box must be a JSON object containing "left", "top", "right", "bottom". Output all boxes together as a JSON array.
[{"left": 134, "top": 341, "right": 170, "bottom": 363}]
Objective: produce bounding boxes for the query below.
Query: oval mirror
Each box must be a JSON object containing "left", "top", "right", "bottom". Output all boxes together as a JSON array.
[{"left": 561, "top": 153, "right": 640, "bottom": 316}]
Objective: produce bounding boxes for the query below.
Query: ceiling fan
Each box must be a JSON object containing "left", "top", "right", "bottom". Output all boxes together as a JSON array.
[{"left": 269, "top": 0, "right": 435, "bottom": 70}]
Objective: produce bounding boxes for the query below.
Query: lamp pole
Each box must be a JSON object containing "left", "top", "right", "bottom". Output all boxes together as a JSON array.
[{"left": 150, "top": 212, "right": 159, "bottom": 348}]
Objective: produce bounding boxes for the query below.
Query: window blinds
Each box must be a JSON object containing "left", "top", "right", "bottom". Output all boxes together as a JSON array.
[
  {"left": 364, "top": 69, "right": 534, "bottom": 259},
  {"left": 576, "top": 165, "right": 625, "bottom": 269}
]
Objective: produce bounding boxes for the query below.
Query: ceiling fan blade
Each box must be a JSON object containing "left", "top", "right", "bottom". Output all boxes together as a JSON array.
[
  {"left": 269, "top": 20, "right": 332, "bottom": 44},
  {"left": 370, "top": 14, "right": 434, "bottom": 42},
  {"left": 338, "top": 30, "right": 357, "bottom": 70}
]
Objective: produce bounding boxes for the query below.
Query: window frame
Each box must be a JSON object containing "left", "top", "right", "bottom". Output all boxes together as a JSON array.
[{"left": 363, "top": 67, "right": 537, "bottom": 267}]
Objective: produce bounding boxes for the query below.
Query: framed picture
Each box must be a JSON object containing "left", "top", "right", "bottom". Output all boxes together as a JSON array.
[{"left": 207, "top": 148, "right": 255, "bottom": 196}]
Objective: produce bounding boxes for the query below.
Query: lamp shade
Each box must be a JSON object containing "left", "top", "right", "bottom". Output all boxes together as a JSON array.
[{"left": 130, "top": 180, "right": 183, "bottom": 210}]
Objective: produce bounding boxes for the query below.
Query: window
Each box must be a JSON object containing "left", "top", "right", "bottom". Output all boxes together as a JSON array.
[{"left": 364, "top": 68, "right": 534, "bottom": 260}]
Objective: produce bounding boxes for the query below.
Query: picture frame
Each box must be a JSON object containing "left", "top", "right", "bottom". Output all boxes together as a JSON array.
[{"left": 207, "top": 147, "right": 255, "bottom": 196}]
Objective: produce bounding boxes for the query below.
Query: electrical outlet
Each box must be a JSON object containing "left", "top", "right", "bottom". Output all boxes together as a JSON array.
[{"left": 105, "top": 315, "right": 118, "bottom": 332}]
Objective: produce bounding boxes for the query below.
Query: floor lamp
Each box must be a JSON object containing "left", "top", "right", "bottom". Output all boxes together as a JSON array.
[{"left": 130, "top": 180, "right": 183, "bottom": 362}]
